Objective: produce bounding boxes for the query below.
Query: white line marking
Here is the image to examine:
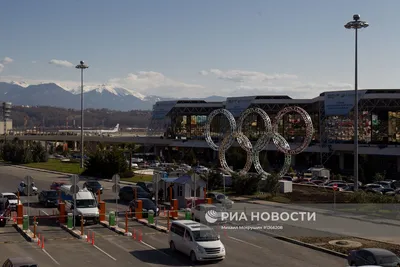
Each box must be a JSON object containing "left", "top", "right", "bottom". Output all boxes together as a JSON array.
[
  {"left": 40, "top": 210, "right": 49, "bottom": 216},
  {"left": 229, "top": 236, "right": 263, "bottom": 249},
  {"left": 42, "top": 249, "right": 60, "bottom": 265},
  {"left": 140, "top": 241, "right": 170, "bottom": 257},
  {"left": 93, "top": 244, "right": 117, "bottom": 261},
  {"left": 140, "top": 241, "right": 193, "bottom": 267}
]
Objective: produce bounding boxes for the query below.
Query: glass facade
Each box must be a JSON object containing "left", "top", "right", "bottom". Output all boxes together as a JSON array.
[{"left": 164, "top": 102, "right": 400, "bottom": 145}]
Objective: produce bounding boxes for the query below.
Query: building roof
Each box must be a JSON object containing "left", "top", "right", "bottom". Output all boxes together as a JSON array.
[{"left": 174, "top": 175, "right": 206, "bottom": 186}]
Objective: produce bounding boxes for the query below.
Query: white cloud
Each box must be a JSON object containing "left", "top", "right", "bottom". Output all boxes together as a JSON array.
[
  {"left": 0, "top": 64, "right": 4, "bottom": 73},
  {"left": 108, "top": 71, "right": 204, "bottom": 96},
  {"left": 48, "top": 59, "right": 74, "bottom": 68},
  {"left": 1, "top": 57, "right": 13, "bottom": 65},
  {"left": 200, "top": 68, "right": 298, "bottom": 83}
]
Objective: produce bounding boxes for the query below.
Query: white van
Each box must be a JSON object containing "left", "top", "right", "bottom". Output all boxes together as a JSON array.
[
  {"left": 168, "top": 220, "right": 225, "bottom": 262},
  {"left": 60, "top": 185, "right": 99, "bottom": 224}
]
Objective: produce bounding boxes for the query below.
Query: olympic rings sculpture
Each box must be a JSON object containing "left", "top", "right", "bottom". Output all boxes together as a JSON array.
[{"left": 204, "top": 106, "right": 314, "bottom": 177}]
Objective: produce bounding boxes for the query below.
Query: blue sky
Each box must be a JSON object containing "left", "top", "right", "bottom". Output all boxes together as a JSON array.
[{"left": 1, "top": 0, "right": 399, "bottom": 98}]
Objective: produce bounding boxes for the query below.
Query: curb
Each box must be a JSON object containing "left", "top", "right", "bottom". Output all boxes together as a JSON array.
[
  {"left": 135, "top": 218, "right": 169, "bottom": 233},
  {"left": 13, "top": 224, "right": 37, "bottom": 242},
  {"left": 100, "top": 220, "right": 132, "bottom": 236},
  {"left": 60, "top": 224, "right": 86, "bottom": 239},
  {"left": 251, "top": 228, "right": 347, "bottom": 258}
]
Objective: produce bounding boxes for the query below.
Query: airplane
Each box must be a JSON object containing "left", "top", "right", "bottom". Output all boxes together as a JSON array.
[{"left": 58, "top": 124, "right": 119, "bottom": 135}]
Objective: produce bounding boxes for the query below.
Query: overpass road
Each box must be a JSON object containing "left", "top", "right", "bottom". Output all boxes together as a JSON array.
[{"left": 0, "top": 164, "right": 348, "bottom": 266}]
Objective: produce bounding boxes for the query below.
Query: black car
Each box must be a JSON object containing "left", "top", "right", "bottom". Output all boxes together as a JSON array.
[
  {"left": 129, "top": 198, "right": 159, "bottom": 217},
  {"left": 136, "top": 182, "right": 154, "bottom": 194},
  {"left": 0, "top": 198, "right": 10, "bottom": 227},
  {"left": 119, "top": 186, "right": 152, "bottom": 202},
  {"left": 38, "top": 190, "right": 59, "bottom": 207},
  {"left": 83, "top": 180, "right": 103, "bottom": 194},
  {"left": 348, "top": 248, "right": 400, "bottom": 266}
]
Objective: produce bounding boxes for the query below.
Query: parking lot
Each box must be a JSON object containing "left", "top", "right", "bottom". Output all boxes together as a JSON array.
[{"left": 0, "top": 164, "right": 347, "bottom": 266}]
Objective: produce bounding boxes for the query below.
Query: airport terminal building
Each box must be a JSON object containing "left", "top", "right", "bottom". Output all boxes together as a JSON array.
[{"left": 149, "top": 89, "right": 400, "bottom": 177}]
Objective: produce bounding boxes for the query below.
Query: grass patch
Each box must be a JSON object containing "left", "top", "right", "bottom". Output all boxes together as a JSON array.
[
  {"left": 292, "top": 236, "right": 400, "bottom": 256},
  {"left": 23, "top": 159, "right": 83, "bottom": 174},
  {"left": 121, "top": 174, "right": 153, "bottom": 183}
]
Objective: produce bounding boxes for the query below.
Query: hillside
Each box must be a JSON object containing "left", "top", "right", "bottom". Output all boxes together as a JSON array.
[{"left": 10, "top": 106, "right": 152, "bottom": 129}]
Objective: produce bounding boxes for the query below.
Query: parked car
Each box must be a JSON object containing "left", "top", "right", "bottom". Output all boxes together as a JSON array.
[
  {"left": 136, "top": 181, "right": 154, "bottom": 194},
  {"left": 0, "top": 193, "right": 20, "bottom": 211},
  {"left": 206, "top": 192, "right": 234, "bottom": 209},
  {"left": 83, "top": 180, "right": 103, "bottom": 194},
  {"left": 38, "top": 190, "right": 59, "bottom": 207},
  {"left": 17, "top": 182, "right": 38, "bottom": 196},
  {"left": 129, "top": 198, "right": 159, "bottom": 217},
  {"left": 347, "top": 248, "right": 400, "bottom": 266},
  {"left": 363, "top": 184, "right": 385, "bottom": 194},
  {"left": 2, "top": 257, "right": 38, "bottom": 267},
  {"left": 119, "top": 186, "right": 152, "bottom": 202},
  {"left": 50, "top": 181, "right": 66, "bottom": 191},
  {"left": 169, "top": 220, "right": 226, "bottom": 262}
]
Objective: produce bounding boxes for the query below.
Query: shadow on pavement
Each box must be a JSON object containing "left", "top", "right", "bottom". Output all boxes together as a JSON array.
[{"left": 129, "top": 249, "right": 197, "bottom": 266}]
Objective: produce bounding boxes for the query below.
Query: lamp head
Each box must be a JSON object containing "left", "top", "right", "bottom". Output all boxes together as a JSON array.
[
  {"left": 353, "top": 14, "right": 360, "bottom": 21},
  {"left": 80, "top": 61, "right": 84, "bottom": 65}
]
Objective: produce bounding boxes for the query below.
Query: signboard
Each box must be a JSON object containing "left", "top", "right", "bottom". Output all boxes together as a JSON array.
[
  {"left": 225, "top": 96, "right": 256, "bottom": 117},
  {"left": 112, "top": 174, "right": 120, "bottom": 183},
  {"left": 324, "top": 90, "right": 367, "bottom": 116},
  {"left": 112, "top": 184, "right": 120, "bottom": 193}
]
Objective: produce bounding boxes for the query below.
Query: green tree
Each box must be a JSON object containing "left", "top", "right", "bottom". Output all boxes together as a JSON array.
[
  {"left": 84, "top": 148, "right": 128, "bottom": 178},
  {"left": 259, "top": 172, "right": 280, "bottom": 196},
  {"left": 201, "top": 171, "right": 223, "bottom": 190},
  {"left": 31, "top": 142, "right": 48, "bottom": 162},
  {"left": 373, "top": 171, "right": 386, "bottom": 182},
  {"left": 231, "top": 172, "right": 261, "bottom": 195}
]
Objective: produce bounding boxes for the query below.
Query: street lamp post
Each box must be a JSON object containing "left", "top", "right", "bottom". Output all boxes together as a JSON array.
[
  {"left": 345, "top": 14, "right": 368, "bottom": 191},
  {"left": 75, "top": 61, "right": 89, "bottom": 169}
]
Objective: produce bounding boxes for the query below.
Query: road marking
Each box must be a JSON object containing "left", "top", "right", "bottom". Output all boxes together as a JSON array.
[
  {"left": 40, "top": 210, "right": 49, "bottom": 216},
  {"left": 139, "top": 241, "right": 193, "bottom": 266},
  {"left": 140, "top": 241, "right": 170, "bottom": 257},
  {"left": 42, "top": 249, "right": 60, "bottom": 265},
  {"left": 93, "top": 244, "right": 117, "bottom": 261},
  {"left": 229, "top": 236, "right": 263, "bottom": 249}
]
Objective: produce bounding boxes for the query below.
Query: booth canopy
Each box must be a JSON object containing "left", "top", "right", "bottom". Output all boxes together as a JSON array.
[{"left": 161, "top": 177, "right": 178, "bottom": 183}]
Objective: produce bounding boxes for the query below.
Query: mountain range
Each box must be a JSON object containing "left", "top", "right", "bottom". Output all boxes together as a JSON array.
[{"left": 0, "top": 81, "right": 226, "bottom": 111}]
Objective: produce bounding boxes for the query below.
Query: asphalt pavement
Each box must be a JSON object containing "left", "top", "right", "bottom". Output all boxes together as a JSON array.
[{"left": 0, "top": 164, "right": 349, "bottom": 266}]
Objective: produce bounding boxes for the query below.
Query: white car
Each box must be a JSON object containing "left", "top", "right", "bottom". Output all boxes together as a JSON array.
[
  {"left": 0, "top": 193, "right": 21, "bottom": 210},
  {"left": 191, "top": 204, "right": 226, "bottom": 223},
  {"left": 169, "top": 220, "right": 225, "bottom": 262}
]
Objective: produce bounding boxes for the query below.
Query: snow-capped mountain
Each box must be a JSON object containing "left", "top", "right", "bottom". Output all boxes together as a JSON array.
[
  {"left": 67, "top": 84, "right": 147, "bottom": 100},
  {"left": 0, "top": 81, "right": 226, "bottom": 110}
]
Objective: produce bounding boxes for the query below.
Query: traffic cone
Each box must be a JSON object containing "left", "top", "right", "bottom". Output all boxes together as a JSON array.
[
  {"left": 41, "top": 236, "right": 44, "bottom": 249},
  {"left": 91, "top": 232, "right": 95, "bottom": 246},
  {"left": 138, "top": 230, "right": 142, "bottom": 242},
  {"left": 37, "top": 234, "right": 41, "bottom": 246}
]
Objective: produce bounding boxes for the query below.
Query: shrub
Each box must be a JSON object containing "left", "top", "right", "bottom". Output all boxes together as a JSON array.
[
  {"left": 232, "top": 173, "right": 261, "bottom": 195},
  {"left": 84, "top": 147, "right": 128, "bottom": 178},
  {"left": 259, "top": 173, "right": 280, "bottom": 196}
]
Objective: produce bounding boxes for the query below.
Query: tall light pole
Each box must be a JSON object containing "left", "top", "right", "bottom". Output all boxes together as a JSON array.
[
  {"left": 345, "top": 14, "right": 368, "bottom": 191},
  {"left": 75, "top": 61, "right": 89, "bottom": 169}
]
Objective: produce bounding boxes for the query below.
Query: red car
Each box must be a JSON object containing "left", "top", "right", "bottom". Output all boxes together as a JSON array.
[{"left": 50, "top": 181, "right": 66, "bottom": 191}]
